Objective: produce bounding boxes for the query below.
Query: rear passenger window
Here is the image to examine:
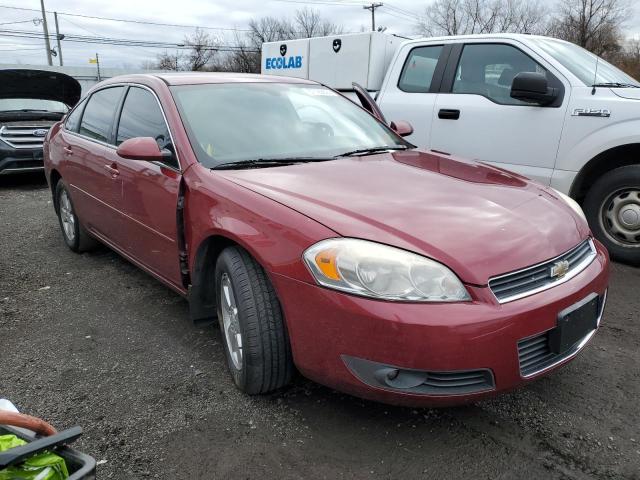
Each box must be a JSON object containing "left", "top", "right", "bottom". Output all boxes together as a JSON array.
[
  {"left": 398, "top": 46, "right": 443, "bottom": 93},
  {"left": 79, "top": 87, "right": 123, "bottom": 143},
  {"left": 116, "top": 87, "right": 177, "bottom": 168},
  {"left": 64, "top": 100, "right": 85, "bottom": 133}
]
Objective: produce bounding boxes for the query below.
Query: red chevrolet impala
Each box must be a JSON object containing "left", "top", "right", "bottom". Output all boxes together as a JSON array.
[{"left": 43, "top": 73, "right": 609, "bottom": 407}]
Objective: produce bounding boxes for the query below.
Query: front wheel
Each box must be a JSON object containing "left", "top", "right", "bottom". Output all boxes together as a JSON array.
[
  {"left": 214, "top": 246, "right": 293, "bottom": 394},
  {"left": 583, "top": 165, "right": 640, "bottom": 265}
]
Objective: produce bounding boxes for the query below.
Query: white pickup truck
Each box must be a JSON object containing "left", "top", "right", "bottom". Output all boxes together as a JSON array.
[{"left": 262, "top": 32, "right": 640, "bottom": 264}]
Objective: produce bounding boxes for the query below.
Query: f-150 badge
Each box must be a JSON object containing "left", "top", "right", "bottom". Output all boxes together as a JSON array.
[{"left": 572, "top": 108, "right": 611, "bottom": 117}]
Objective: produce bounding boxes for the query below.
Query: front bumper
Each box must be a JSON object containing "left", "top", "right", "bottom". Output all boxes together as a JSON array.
[
  {"left": 0, "top": 144, "right": 44, "bottom": 175},
  {"left": 271, "top": 240, "right": 609, "bottom": 407}
]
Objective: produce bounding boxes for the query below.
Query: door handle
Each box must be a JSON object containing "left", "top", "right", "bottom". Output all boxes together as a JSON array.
[
  {"left": 63, "top": 146, "right": 73, "bottom": 156},
  {"left": 438, "top": 109, "right": 460, "bottom": 120},
  {"left": 103, "top": 163, "right": 120, "bottom": 178}
]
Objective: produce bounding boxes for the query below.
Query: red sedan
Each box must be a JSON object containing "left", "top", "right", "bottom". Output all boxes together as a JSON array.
[{"left": 43, "top": 73, "right": 609, "bottom": 407}]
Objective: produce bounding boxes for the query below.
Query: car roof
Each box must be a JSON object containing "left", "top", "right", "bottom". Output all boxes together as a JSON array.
[{"left": 101, "top": 72, "right": 317, "bottom": 87}]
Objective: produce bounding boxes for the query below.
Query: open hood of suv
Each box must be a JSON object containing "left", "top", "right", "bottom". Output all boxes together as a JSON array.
[{"left": 0, "top": 69, "right": 81, "bottom": 107}]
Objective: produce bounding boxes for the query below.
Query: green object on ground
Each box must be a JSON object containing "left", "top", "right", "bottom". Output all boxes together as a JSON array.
[{"left": 0, "top": 434, "right": 69, "bottom": 480}]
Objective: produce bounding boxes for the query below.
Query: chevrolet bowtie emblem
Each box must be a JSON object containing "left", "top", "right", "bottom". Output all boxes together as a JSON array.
[{"left": 550, "top": 260, "right": 570, "bottom": 279}]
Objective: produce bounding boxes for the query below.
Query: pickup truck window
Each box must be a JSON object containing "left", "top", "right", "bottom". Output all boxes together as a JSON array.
[
  {"left": 398, "top": 46, "right": 443, "bottom": 93},
  {"left": 452, "top": 43, "right": 549, "bottom": 105},
  {"left": 79, "top": 87, "right": 124, "bottom": 144},
  {"left": 116, "top": 87, "right": 177, "bottom": 168},
  {"left": 533, "top": 38, "right": 640, "bottom": 87}
]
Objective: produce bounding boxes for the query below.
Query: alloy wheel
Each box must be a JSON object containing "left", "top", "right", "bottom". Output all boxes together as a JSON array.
[
  {"left": 220, "top": 273, "right": 243, "bottom": 370},
  {"left": 59, "top": 189, "right": 76, "bottom": 243}
]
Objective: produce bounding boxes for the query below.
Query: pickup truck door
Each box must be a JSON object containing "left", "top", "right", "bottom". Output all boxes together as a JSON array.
[
  {"left": 375, "top": 43, "right": 448, "bottom": 148},
  {"left": 111, "top": 86, "right": 183, "bottom": 287},
  {"left": 429, "top": 41, "right": 569, "bottom": 184}
]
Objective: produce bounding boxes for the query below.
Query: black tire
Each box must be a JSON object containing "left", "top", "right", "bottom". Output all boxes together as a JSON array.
[
  {"left": 583, "top": 165, "right": 640, "bottom": 265},
  {"left": 214, "top": 246, "right": 293, "bottom": 394},
  {"left": 54, "top": 180, "right": 99, "bottom": 253}
]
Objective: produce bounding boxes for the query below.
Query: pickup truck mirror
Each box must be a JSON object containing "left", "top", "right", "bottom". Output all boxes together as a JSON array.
[
  {"left": 510, "top": 72, "right": 558, "bottom": 106},
  {"left": 117, "top": 137, "right": 170, "bottom": 162},
  {"left": 390, "top": 120, "right": 414, "bottom": 137}
]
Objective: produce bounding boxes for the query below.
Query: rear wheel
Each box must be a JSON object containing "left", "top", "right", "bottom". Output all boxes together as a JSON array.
[
  {"left": 584, "top": 165, "right": 640, "bottom": 265},
  {"left": 214, "top": 246, "right": 293, "bottom": 394},
  {"left": 54, "top": 180, "right": 98, "bottom": 253}
]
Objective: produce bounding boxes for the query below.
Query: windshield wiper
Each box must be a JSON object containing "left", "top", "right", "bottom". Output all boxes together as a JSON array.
[
  {"left": 592, "top": 82, "right": 640, "bottom": 88},
  {"left": 211, "top": 157, "right": 332, "bottom": 170},
  {"left": 336, "top": 146, "right": 408, "bottom": 158}
]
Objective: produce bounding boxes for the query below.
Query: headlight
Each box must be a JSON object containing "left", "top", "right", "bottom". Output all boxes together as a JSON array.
[
  {"left": 303, "top": 238, "right": 470, "bottom": 302},
  {"left": 553, "top": 189, "right": 587, "bottom": 223}
]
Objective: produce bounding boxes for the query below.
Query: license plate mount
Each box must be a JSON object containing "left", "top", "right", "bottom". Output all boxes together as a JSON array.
[{"left": 549, "top": 293, "right": 599, "bottom": 354}]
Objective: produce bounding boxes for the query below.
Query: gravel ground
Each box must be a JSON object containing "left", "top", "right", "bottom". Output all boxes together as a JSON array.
[{"left": 1, "top": 173, "right": 639, "bottom": 480}]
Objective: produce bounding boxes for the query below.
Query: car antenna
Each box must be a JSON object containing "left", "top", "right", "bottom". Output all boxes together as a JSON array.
[{"left": 591, "top": 56, "right": 600, "bottom": 95}]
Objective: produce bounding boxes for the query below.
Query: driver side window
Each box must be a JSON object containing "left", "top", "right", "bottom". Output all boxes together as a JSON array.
[
  {"left": 453, "top": 43, "right": 549, "bottom": 105},
  {"left": 116, "top": 87, "right": 178, "bottom": 168}
]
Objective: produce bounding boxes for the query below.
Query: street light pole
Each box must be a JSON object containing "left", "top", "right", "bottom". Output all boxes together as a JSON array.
[
  {"left": 54, "top": 11, "right": 63, "bottom": 66},
  {"left": 363, "top": 3, "right": 383, "bottom": 32},
  {"left": 39, "top": 0, "right": 53, "bottom": 66}
]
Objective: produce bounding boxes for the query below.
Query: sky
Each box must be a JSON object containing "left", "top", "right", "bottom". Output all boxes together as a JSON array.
[{"left": 0, "top": 0, "right": 638, "bottom": 69}]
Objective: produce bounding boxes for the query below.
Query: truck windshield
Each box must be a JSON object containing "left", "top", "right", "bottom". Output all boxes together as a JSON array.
[
  {"left": 170, "top": 83, "right": 408, "bottom": 168},
  {"left": 0, "top": 98, "right": 68, "bottom": 113},
  {"left": 533, "top": 38, "right": 640, "bottom": 87}
]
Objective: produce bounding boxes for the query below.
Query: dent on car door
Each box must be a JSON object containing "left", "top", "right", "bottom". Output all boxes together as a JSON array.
[
  {"left": 112, "top": 86, "right": 182, "bottom": 286},
  {"left": 63, "top": 86, "right": 125, "bottom": 238},
  {"left": 375, "top": 44, "right": 447, "bottom": 148},
  {"left": 430, "top": 42, "right": 569, "bottom": 184}
]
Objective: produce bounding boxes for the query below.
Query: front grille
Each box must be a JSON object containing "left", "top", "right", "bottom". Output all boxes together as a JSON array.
[
  {"left": 0, "top": 125, "right": 49, "bottom": 149},
  {"left": 489, "top": 239, "right": 596, "bottom": 303},
  {"left": 517, "top": 292, "right": 606, "bottom": 377}
]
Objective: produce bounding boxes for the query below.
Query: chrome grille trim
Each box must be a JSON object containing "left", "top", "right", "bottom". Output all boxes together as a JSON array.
[
  {"left": 0, "top": 125, "right": 49, "bottom": 149},
  {"left": 489, "top": 239, "right": 597, "bottom": 304}
]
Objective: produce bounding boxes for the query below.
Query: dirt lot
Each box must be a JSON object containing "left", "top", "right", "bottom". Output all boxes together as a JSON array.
[{"left": 1, "top": 173, "right": 639, "bottom": 479}]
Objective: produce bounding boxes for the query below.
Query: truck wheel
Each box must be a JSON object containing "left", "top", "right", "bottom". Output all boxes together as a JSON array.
[
  {"left": 583, "top": 165, "right": 640, "bottom": 265},
  {"left": 54, "top": 180, "right": 99, "bottom": 253},
  {"left": 214, "top": 246, "right": 293, "bottom": 394}
]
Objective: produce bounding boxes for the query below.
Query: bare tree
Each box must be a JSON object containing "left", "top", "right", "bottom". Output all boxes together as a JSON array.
[
  {"left": 616, "top": 37, "right": 640, "bottom": 79},
  {"left": 416, "top": 0, "right": 548, "bottom": 36},
  {"left": 294, "top": 7, "right": 343, "bottom": 37},
  {"left": 183, "top": 28, "right": 220, "bottom": 71},
  {"left": 549, "top": 0, "right": 627, "bottom": 56},
  {"left": 154, "top": 51, "right": 180, "bottom": 71}
]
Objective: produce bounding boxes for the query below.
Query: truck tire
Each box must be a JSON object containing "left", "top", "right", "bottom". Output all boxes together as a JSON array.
[
  {"left": 214, "top": 246, "right": 293, "bottom": 394},
  {"left": 583, "top": 165, "right": 640, "bottom": 265},
  {"left": 54, "top": 180, "right": 99, "bottom": 253}
]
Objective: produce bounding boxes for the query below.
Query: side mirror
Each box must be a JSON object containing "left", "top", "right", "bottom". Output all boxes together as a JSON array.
[
  {"left": 510, "top": 72, "right": 558, "bottom": 106},
  {"left": 116, "top": 137, "right": 171, "bottom": 162},
  {"left": 390, "top": 120, "right": 414, "bottom": 137}
]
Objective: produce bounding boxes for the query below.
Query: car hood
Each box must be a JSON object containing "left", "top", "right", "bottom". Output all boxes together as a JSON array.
[
  {"left": 611, "top": 87, "right": 640, "bottom": 100},
  {"left": 217, "top": 150, "right": 590, "bottom": 285},
  {"left": 0, "top": 69, "right": 81, "bottom": 106}
]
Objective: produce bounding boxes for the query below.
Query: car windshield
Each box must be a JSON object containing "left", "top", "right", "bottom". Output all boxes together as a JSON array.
[
  {"left": 0, "top": 98, "right": 68, "bottom": 113},
  {"left": 170, "top": 82, "right": 409, "bottom": 167},
  {"left": 533, "top": 38, "right": 640, "bottom": 87}
]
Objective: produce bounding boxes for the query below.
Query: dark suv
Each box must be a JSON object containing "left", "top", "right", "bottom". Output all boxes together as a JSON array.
[{"left": 0, "top": 69, "right": 80, "bottom": 175}]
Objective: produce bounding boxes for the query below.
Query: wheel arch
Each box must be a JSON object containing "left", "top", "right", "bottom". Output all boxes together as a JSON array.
[
  {"left": 188, "top": 232, "right": 271, "bottom": 324},
  {"left": 570, "top": 143, "right": 640, "bottom": 202}
]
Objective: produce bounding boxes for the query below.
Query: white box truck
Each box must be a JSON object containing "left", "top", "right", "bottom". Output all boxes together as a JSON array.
[{"left": 262, "top": 32, "right": 640, "bottom": 264}]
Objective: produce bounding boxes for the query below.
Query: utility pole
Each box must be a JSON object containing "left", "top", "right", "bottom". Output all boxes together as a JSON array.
[
  {"left": 96, "top": 53, "right": 101, "bottom": 81},
  {"left": 39, "top": 0, "right": 53, "bottom": 66},
  {"left": 54, "top": 12, "right": 63, "bottom": 66},
  {"left": 363, "top": 3, "right": 383, "bottom": 32}
]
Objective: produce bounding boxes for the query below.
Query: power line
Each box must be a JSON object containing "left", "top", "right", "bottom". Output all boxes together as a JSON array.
[{"left": 0, "top": 4, "right": 253, "bottom": 32}]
